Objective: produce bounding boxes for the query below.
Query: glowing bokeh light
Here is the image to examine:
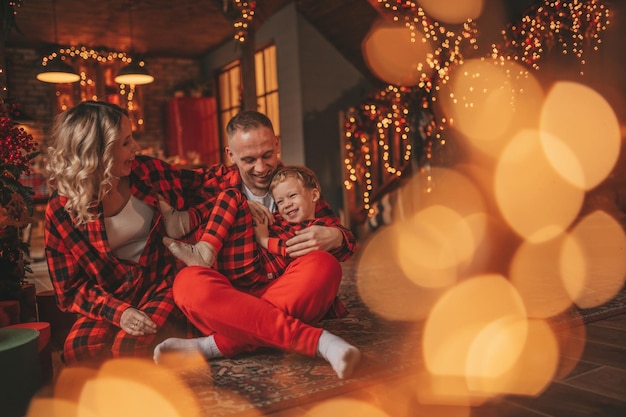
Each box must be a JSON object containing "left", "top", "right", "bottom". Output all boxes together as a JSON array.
[
  {"left": 306, "top": 398, "right": 390, "bottom": 417},
  {"left": 510, "top": 236, "right": 576, "bottom": 318},
  {"left": 400, "top": 167, "right": 487, "bottom": 254},
  {"left": 356, "top": 223, "right": 448, "bottom": 321},
  {"left": 397, "top": 205, "right": 475, "bottom": 288},
  {"left": 26, "top": 398, "right": 98, "bottom": 417},
  {"left": 362, "top": 18, "right": 434, "bottom": 86},
  {"left": 466, "top": 319, "right": 558, "bottom": 396},
  {"left": 540, "top": 81, "right": 620, "bottom": 190},
  {"left": 52, "top": 366, "right": 98, "bottom": 403},
  {"left": 80, "top": 377, "right": 185, "bottom": 417},
  {"left": 423, "top": 275, "right": 527, "bottom": 378},
  {"left": 397, "top": 215, "right": 459, "bottom": 288},
  {"left": 46, "top": 359, "right": 202, "bottom": 417},
  {"left": 465, "top": 316, "right": 528, "bottom": 381},
  {"left": 404, "top": 167, "right": 486, "bottom": 218},
  {"left": 417, "top": 0, "right": 484, "bottom": 24},
  {"left": 494, "top": 129, "right": 584, "bottom": 242},
  {"left": 562, "top": 210, "right": 626, "bottom": 308},
  {"left": 415, "top": 370, "right": 491, "bottom": 406},
  {"left": 366, "top": 373, "right": 472, "bottom": 416},
  {"left": 439, "top": 58, "right": 543, "bottom": 158}
]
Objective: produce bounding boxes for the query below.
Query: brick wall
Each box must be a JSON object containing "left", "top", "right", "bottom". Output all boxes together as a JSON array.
[{"left": 5, "top": 47, "right": 204, "bottom": 155}]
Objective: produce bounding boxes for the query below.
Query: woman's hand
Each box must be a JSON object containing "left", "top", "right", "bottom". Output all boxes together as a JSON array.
[{"left": 121, "top": 307, "right": 157, "bottom": 335}]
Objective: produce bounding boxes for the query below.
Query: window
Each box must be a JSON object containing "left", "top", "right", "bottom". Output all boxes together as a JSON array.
[
  {"left": 217, "top": 60, "right": 242, "bottom": 146},
  {"left": 217, "top": 44, "right": 280, "bottom": 162},
  {"left": 254, "top": 45, "right": 280, "bottom": 134}
]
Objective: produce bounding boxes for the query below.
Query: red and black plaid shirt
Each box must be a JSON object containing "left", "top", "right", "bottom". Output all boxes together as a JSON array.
[
  {"left": 44, "top": 155, "right": 203, "bottom": 324},
  {"left": 261, "top": 215, "right": 348, "bottom": 278},
  {"left": 200, "top": 187, "right": 356, "bottom": 287},
  {"left": 188, "top": 163, "right": 357, "bottom": 266}
]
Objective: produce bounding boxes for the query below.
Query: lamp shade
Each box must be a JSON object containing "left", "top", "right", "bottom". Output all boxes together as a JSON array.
[
  {"left": 114, "top": 61, "right": 154, "bottom": 85},
  {"left": 36, "top": 59, "right": 80, "bottom": 83}
]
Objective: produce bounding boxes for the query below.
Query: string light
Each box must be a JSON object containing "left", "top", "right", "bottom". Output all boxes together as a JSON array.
[
  {"left": 2, "top": 1, "right": 24, "bottom": 95},
  {"left": 232, "top": 0, "right": 256, "bottom": 43},
  {"left": 39, "top": 46, "right": 144, "bottom": 123},
  {"left": 343, "top": 85, "right": 442, "bottom": 216},
  {"left": 345, "top": 1, "right": 611, "bottom": 218},
  {"left": 40, "top": 46, "right": 139, "bottom": 69},
  {"left": 7, "top": 1, "right": 23, "bottom": 14},
  {"left": 375, "top": 0, "right": 479, "bottom": 88},
  {"left": 491, "top": 0, "right": 611, "bottom": 74}
]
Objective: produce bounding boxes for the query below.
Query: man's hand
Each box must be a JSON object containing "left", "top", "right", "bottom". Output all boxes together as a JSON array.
[
  {"left": 285, "top": 225, "right": 343, "bottom": 257},
  {"left": 248, "top": 200, "right": 274, "bottom": 226}
]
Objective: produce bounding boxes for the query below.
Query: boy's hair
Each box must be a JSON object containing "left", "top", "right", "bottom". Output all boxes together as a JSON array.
[{"left": 269, "top": 165, "right": 321, "bottom": 194}]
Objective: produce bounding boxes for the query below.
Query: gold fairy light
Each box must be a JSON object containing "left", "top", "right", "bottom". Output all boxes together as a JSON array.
[
  {"left": 345, "top": 1, "right": 610, "bottom": 217},
  {"left": 491, "top": 0, "right": 610, "bottom": 74},
  {"left": 343, "top": 85, "right": 431, "bottom": 214},
  {"left": 375, "top": 0, "right": 479, "bottom": 87},
  {"left": 232, "top": 0, "right": 256, "bottom": 43}
]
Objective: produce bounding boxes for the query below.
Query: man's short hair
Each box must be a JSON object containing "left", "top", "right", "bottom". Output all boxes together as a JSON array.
[{"left": 226, "top": 110, "right": 274, "bottom": 139}]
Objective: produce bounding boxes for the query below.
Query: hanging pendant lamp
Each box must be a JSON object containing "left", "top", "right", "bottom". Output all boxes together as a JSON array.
[
  {"left": 36, "top": 58, "right": 80, "bottom": 83},
  {"left": 114, "top": 0, "right": 154, "bottom": 85},
  {"left": 114, "top": 60, "right": 154, "bottom": 85},
  {"left": 36, "top": 0, "right": 80, "bottom": 83}
]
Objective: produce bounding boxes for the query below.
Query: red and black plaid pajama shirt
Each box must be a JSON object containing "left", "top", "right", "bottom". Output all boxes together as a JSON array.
[
  {"left": 44, "top": 155, "right": 206, "bottom": 365},
  {"left": 198, "top": 187, "right": 355, "bottom": 315}
]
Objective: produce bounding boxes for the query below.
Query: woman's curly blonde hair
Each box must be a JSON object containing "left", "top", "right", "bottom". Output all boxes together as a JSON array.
[{"left": 45, "top": 101, "right": 128, "bottom": 226}]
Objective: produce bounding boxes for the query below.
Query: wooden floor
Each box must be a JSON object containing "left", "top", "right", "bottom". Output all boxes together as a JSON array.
[{"left": 264, "top": 312, "right": 626, "bottom": 417}]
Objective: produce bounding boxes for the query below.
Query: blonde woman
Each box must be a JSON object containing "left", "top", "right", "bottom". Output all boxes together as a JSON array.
[{"left": 44, "top": 101, "right": 198, "bottom": 365}]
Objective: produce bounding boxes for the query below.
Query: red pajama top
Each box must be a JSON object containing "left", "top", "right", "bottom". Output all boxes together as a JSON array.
[
  {"left": 263, "top": 216, "right": 349, "bottom": 279},
  {"left": 200, "top": 186, "right": 356, "bottom": 287},
  {"left": 44, "top": 155, "right": 202, "bottom": 325}
]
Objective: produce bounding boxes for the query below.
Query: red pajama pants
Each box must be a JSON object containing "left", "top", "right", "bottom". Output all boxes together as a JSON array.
[{"left": 172, "top": 250, "right": 342, "bottom": 357}]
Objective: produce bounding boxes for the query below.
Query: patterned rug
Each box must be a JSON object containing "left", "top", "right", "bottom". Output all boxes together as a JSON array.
[
  {"left": 177, "top": 260, "right": 422, "bottom": 417},
  {"left": 175, "top": 260, "right": 626, "bottom": 417}
]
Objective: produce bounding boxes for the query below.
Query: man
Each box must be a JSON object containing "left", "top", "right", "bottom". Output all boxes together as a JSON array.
[{"left": 154, "top": 111, "right": 360, "bottom": 379}]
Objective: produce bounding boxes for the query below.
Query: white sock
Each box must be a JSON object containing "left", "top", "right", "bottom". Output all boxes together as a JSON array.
[
  {"left": 316, "top": 330, "right": 361, "bottom": 379},
  {"left": 153, "top": 335, "right": 223, "bottom": 364},
  {"left": 158, "top": 198, "right": 190, "bottom": 239},
  {"left": 163, "top": 237, "right": 216, "bottom": 267}
]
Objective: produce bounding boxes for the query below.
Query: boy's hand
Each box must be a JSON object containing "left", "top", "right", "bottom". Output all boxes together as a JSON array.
[
  {"left": 253, "top": 212, "right": 270, "bottom": 249},
  {"left": 248, "top": 200, "right": 274, "bottom": 226}
]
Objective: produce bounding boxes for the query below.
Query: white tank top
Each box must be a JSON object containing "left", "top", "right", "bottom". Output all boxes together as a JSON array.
[{"left": 104, "top": 195, "right": 153, "bottom": 262}]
